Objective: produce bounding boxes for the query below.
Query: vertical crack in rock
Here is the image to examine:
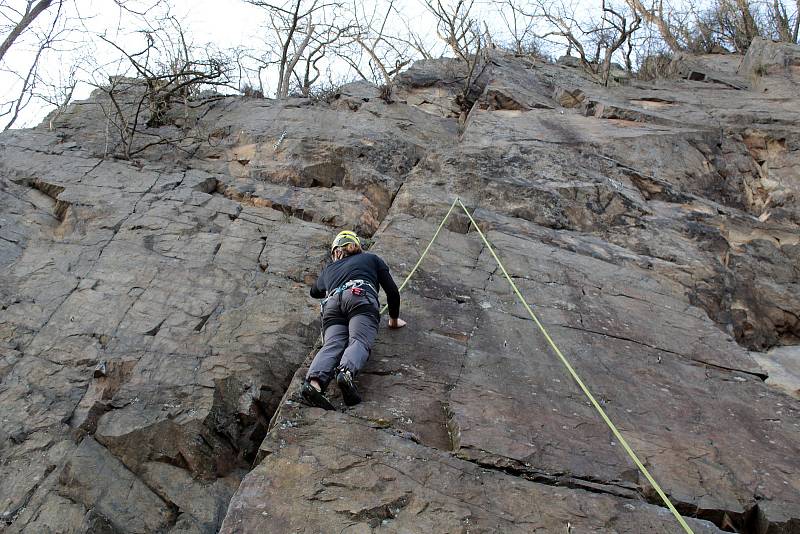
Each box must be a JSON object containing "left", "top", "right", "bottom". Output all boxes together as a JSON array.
[
  {"left": 4, "top": 45, "right": 800, "bottom": 534},
  {"left": 443, "top": 240, "right": 485, "bottom": 452},
  {"left": 23, "top": 170, "right": 162, "bottom": 357}
]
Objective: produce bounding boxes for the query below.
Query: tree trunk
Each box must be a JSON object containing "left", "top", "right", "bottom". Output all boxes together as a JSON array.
[
  {"left": 280, "top": 24, "right": 314, "bottom": 98},
  {"left": 625, "top": 0, "right": 684, "bottom": 52}
]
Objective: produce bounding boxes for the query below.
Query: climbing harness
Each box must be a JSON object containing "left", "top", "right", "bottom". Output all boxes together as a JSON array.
[
  {"left": 320, "top": 279, "right": 376, "bottom": 312},
  {"left": 379, "top": 196, "right": 695, "bottom": 534},
  {"left": 305, "top": 198, "right": 696, "bottom": 533}
]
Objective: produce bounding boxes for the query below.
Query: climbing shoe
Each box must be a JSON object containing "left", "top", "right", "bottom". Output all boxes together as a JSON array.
[
  {"left": 336, "top": 369, "right": 362, "bottom": 406},
  {"left": 300, "top": 381, "right": 335, "bottom": 411}
]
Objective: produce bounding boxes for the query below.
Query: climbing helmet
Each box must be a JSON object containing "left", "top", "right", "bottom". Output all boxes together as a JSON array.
[{"left": 330, "top": 230, "right": 360, "bottom": 252}]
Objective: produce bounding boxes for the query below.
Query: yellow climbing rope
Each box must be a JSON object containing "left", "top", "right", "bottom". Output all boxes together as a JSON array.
[
  {"left": 379, "top": 197, "right": 460, "bottom": 315},
  {"left": 456, "top": 199, "right": 694, "bottom": 533},
  {"left": 382, "top": 196, "right": 694, "bottom": 534}
]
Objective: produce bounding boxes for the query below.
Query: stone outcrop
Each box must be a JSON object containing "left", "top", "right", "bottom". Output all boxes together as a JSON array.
[{"left": 1, "top": 39, "right": 799, "bottom": 533}]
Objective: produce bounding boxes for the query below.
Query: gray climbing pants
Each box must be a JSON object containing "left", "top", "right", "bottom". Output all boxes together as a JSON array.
[{"left": 306, "top": 289, "right": 380, "bottom": 389}]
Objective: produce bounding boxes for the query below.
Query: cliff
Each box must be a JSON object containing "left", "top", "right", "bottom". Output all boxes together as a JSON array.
[{"left": 1, "top": 37, "right": 799, "bottom": 533}]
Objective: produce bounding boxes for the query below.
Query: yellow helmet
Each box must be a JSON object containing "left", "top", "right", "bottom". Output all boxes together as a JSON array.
[{"left": 330, "top": 230, "right": 360, "bottom": 252}]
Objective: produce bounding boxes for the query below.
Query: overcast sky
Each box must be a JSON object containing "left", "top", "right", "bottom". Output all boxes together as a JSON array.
[
  {"left": 171, "top": 0, "right": 263, "bottom": 47},
  {"left": 0, "top": 0, "right": 610, "bottom": 129},
  {"left": 0, "top": 0, "right": 266, "bottom": 127},
  {"left": 0, "top": 0, "right": 453, "bottom": 128}
]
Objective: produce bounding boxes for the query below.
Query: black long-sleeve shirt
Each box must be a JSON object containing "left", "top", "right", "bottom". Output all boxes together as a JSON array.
[{"left": 310, "top": 252, "right": 400, "bottom": 319}]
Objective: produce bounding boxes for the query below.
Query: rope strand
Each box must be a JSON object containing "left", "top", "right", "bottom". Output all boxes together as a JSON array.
[{"left": 456, "top": 199, "right": 694, "bottom": 534}]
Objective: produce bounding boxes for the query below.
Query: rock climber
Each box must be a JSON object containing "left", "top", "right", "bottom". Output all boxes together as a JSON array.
[{"left": 301, "top": 230, "right": 406, "bottom": 410}]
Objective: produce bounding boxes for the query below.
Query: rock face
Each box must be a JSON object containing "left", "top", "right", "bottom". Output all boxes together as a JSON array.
[{"left": 2, "top": 39, "right": 800, "bottom": 533}]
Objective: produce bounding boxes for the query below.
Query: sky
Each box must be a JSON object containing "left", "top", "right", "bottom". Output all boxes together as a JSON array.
[
  {"left": 170, "top": 0, "right": 264, "bottom": 49},
  {"left": 0, "top": 0, "right": 449, "bottom": 128},
  {"left": 0, "top": 0, "right": 604, "bottom": 129}
]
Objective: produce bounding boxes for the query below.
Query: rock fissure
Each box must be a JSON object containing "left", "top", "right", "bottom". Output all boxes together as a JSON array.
[
  {"left": 0, "top": 464, "right": 56, "bottom": 525},
  {"left": 452, "top": 446, "right": 642, "bottom": 499},
  {"left": 24, "top": 171, "right": 162, "bottom": 358},
  {"left": 333, "top": 493, "right": 411, "bottom": 527},
  {"left": 558, "top": 322, "right": 766, "bottom": 379},
  {"left": 451, "top": 445, "right": 768, "bottom": 534},
  {"left": 5, "top": 43, "right": 800, "bottom": 534}
]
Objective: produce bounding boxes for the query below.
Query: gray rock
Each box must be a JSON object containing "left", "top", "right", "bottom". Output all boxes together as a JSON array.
[
  {"left": 751, "top": 346, "right": 800, "bottom": 399},
  {"left": 2, "top": 43, "right": 800, "bottom": 533},
  {"left": 739, "top": 37, "right": 800, "bottom": 95},
  {"left": 221, "top": 408, "right": 725, "bottom": 533},
  {"left": 557, "top": 55, "right": 583, "bottom": 68}
]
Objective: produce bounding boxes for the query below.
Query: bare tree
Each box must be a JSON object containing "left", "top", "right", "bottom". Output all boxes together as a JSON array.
[
  {"left": 247, "top": 0, "right": 341, "bottom": 98},
  {"left": 625, "top": 0, "right": 688, "bottom": 52},
  {"left": 709, "top": 0, "right": 800, "bottom": 48},
  {"left": 597, "top": 0, "right": 641, "bottom": 82},
  {"left": 497, "top": 0, "right": 541, "bottom": 55},
  {"left": 293, "top": 22, "right": 350, "bottom": 95},
  {"left": 696, "top": 0, "right": 763, "bottom": 51},
  {"left": 91, "top": 16, "right": 232, "bottom": 159},
  {"left": 535, "top": 0, "right": 641, "bottom": 85},
  {"left": 38, "top": 67, "right": 77, "bottom": 130},
  {"left": 769, "top": 0, "right": 800, "bottom": 42},
  {"left": 0, "top": 0, "right": 54, "bottom": 63},
  {"left": 424, "top": 0, "right": 490, "bottom": 112},
  {"left": 0, "top": 0, "right": 181, "bottom": 130},
  {"left": 228, "top": 46, "right": 275, "bottom": 97},
  {"left": 337, "top": 0, "right": 413, "bottom": 86},
  {"left": 246, "top": 0, "right": 427, "bottom": 98},
  {"left": 627, "top": 0, "right": 797, "bottom": 54},
  {"left": 399, "top": 17, "right": 439, "bottom": 60},
  {"left": 425, "top": 0, "right": 479, "bottom": 61},
  {"left": 1, "top": 0, "right": 68, "bottom": 129}
]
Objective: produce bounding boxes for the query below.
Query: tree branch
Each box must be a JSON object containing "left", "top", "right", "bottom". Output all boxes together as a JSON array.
[{"left": 0, "top": 0, "right": 53, "bottom": 63}]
